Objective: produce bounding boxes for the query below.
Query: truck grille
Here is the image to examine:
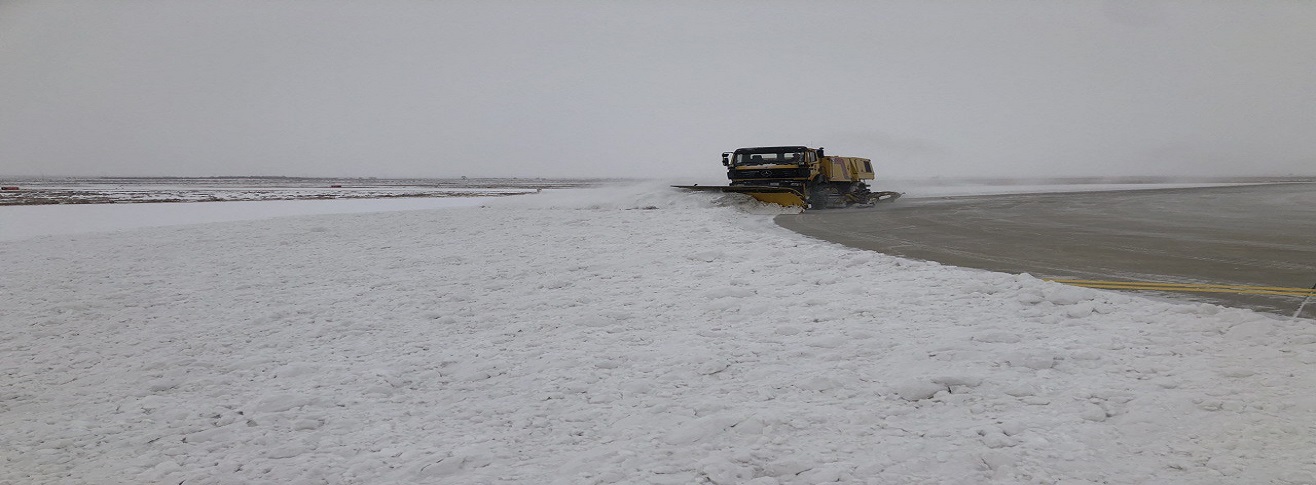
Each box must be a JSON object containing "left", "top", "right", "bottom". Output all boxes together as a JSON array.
[{"left": 728, "top": 167, "right": 806, "bottom": 180}]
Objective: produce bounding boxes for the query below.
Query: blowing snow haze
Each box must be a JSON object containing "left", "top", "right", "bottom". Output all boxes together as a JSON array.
[{"left": 1, "top": 1, "right": 1313, "bottom": 179}]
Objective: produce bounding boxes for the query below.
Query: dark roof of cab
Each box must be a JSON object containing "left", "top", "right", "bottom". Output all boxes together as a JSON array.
[{"left": 732, "top": 146, "right": 811, "bottom": 153}]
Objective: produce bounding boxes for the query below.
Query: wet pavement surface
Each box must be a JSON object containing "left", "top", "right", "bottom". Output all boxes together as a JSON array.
[{"left": 777, "top": 183, "right": 1316, "bottom": 316}]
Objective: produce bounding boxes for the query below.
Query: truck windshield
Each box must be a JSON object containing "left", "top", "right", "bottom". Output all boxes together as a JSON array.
[{"left": 734, "top": 151, "right": 804, "bottom": 166}]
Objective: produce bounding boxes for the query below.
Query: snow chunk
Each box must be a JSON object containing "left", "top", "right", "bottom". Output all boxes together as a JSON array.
[
  {"left": 1066, "top": 302, "right": 1095, "bottom": 318},
  {"left": 774, "top": 326, "right": 803, "bottom": 336},
  {"left": 244, "top": 394, "right": 316, "bottom": 414},
  {"left": 1004, "top": 352, "right": 1057, "bottom": 370},
  {"left": 707, "top": 286, "right": 755, "bottom": 298},
  {"left": 272, "top": 363, "right": 318, "bottom": 379},
  {"left": 665, "top": 414, "right": 743, "bottom": 445},
  {"left": 1080, "top": 403, "right": 1108, "bottom": 422},
  {"left": 701, "top": 458, "right": 754, "bottom": 484},
  {"left": 931, "top": 375, "right": 984, "bottom": 388},
  {"left": 416, "top": 456, "right": 465, "bottom": 478},
  {"left": 804, "top": 335, "right": 848, "bottom": 349},
  {"left": 1225, "top": 319, "right": 1273, "bottom": 340},
  {"left": 1042, "top": 285, "right": 1093, "bottom": 305},
  {"left": 972, "top": 332, "right": 1022, "bottom": 344},
  {"left": 893, "top": 380, "right": 946, "bottom": 401},
  {"left": 145, "top": 376, "right": 185, "bottom": 393}
]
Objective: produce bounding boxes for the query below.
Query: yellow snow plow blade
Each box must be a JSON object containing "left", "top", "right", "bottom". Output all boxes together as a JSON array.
[
  {"left": 672, "top": 185, "right": 807, "bottom": 208},
  {"left": 740, "top": 190, "right": 808, "bottom": 208}
]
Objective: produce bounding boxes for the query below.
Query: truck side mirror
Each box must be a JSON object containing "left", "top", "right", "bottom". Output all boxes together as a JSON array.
[
  {"left": 817, "top": 147, "right": 825, "bottom": 157},
  {"left": 722, "top": 153, "right": 730, "bottom": 166}
]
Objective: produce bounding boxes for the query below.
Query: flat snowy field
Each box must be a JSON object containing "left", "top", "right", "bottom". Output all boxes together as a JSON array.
[
  {"left": 0, "top": 197, "right": 494, "bottom": 242},
  {"left": 3, "top": 183, "right": 1314, "bottom": 484}
]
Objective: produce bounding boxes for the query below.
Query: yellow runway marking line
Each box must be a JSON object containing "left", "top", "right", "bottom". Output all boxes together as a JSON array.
[
  {"left": 1046, "top": 279, "right": 1316, "bottom": 298},
  {"left": 1048, "top": 279, "right": 1309, "bottom": 292}
]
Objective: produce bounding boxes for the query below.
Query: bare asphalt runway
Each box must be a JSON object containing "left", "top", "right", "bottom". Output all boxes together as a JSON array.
[{"left": 776, "top": 183, "right": 1316, "bottom": 317}]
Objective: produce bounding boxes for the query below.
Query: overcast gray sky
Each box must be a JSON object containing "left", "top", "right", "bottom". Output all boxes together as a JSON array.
[{"left": 2, "top": 1, "right": 1313, "bottom": 179}]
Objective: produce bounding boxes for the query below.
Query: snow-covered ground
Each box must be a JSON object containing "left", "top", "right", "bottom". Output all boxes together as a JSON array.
[
  {"left": 0, "top": 197, "right": 494, "bottom": 242},
  {"left": 0, "top": 185, "right": 531, "bottom": 206},
  {"left": 0, "top": 176, "right": 595, "bottom": 206},
  {"left": 3, "top": 183, "right": 1314, "bottom": 484}
]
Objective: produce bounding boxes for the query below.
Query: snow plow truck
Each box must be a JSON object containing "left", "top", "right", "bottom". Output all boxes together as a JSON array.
[{"left": 674, "top": 146, "right": 901, "bottom": 209}]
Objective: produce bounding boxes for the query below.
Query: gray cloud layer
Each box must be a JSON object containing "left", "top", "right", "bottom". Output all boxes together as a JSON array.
[{"left": 2, "top": 1, "right": 1313, "bottom": 178}]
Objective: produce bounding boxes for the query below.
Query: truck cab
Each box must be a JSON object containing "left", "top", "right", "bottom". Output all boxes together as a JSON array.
[{"left": 674, "top": 145, "right": 897, "bottom": 209}]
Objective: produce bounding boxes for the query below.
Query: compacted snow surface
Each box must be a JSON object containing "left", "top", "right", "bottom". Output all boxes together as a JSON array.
[{"left": 3, "top": 183, "right": 1315, "bottom": 484}]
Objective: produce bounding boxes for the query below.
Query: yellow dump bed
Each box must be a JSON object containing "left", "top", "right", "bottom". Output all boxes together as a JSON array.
[{"left": 822, "top": 156, "right": 875, "bottom": 182}]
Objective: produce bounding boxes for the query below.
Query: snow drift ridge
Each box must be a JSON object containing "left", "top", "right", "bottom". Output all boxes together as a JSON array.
[{"left": 483, "top": 180, "right": 800, "bottom": 214}]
